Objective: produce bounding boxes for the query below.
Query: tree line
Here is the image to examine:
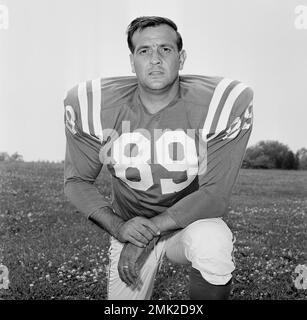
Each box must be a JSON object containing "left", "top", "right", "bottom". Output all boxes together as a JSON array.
[
  {"left": 0, "top": 151, "right": 23, "bottom": 162},
  {"left": 1, "top": 140, "right": 307, "bottom": 170},
  {"left": 243, "top": 141, "right": 307, "bottom": 170}
]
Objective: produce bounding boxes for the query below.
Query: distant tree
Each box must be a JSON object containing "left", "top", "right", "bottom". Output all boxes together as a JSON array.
[
  {"left": 243, "top": 152, "right": 275, "bottom": 169},
  {"left": 282, "top": 150, "right": 299, "bottom": 170},
  {"left": 10, "top": 152, "right": 23, "bottom": 161},
  {"left": 244, "top": 140, "right": 298, "bottom": 169},
  {"left": 0, "top": 152, "right": 10, "bottom": 161},
  {"left": 296, "top": 148, "right": 307, "bottom": 170}
]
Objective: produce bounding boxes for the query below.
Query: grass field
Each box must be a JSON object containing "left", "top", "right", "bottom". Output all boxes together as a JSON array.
[{"left": 0, "top": 161, "right": 306, "bottom": 300}]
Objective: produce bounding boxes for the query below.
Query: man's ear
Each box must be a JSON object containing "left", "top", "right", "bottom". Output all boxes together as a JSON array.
[
  {"left": 130, "top": 54, "right": 136, "bottom": 73},
  {"left": 179, "top": 49, "right": 187, "bottom": 71}
]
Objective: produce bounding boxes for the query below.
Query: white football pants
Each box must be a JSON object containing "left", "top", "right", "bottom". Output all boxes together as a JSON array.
[{"left": 107, "top": 218, "right": 235, "bottom": 300}]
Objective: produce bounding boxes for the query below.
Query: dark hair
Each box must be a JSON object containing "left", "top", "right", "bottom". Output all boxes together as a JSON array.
[{"left": 126, "top": 16, "right": 183, "bottom": 53}]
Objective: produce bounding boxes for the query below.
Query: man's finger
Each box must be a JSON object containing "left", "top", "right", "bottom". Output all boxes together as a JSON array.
[
  {"left": 130, "top": 265, "right": 143, "bottom": 290},
  {"left": 140, "top": 220, "right": 160, "bottom": 236},
  {"left": 134, "top": 267, "right": 143, "bottom": 290},
  {"left": 118, "top": 264, "right": 131, "bottom": 286},
  {"left": 128, "top": 236, "right": 146, "bottom": 248},
  {"left": 129, "top": 261, "right": 138, "bottom": 280},
  {"left": 123, "top": 264, "right": 137, "bottom": 286},
  {"left": 137, "top": 226, "right": 154, "bottom": 242},
  {"left": 130, "top": 231, "right": 150, "bottom": 245}
]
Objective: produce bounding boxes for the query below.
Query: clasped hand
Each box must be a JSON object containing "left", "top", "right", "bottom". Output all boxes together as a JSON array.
[{"left": 117, "top": 216, "right": 160, "bottom": 247}]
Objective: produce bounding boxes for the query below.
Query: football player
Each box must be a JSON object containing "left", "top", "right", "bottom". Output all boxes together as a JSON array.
[{"left": 64, "top": 16, "right": 253, "bottom": 300}]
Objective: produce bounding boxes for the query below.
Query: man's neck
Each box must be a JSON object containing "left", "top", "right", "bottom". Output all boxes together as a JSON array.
[{"left": 138, "top": 78, "right": 180, "bottom": 114}]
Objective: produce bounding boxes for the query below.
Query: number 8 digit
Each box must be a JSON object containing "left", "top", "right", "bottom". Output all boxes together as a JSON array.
[
  {"left": 112, "top": 132, "right": 153, "bottom": 191},
  {"left": 65, "top": 105, "right": 77, "bottom": 134}
]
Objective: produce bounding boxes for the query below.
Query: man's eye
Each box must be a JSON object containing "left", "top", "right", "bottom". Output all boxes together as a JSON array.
[
  {"left": 138, "top": 49, "right": 148, "bottom": 55},
  {"left": 162, "top": 47, "right": 172, "bottom": 53}
]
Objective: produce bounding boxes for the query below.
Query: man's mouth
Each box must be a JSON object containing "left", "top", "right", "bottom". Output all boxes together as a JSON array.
[{"left": 149, "top": 70, "right": 164, "bottom": 76}]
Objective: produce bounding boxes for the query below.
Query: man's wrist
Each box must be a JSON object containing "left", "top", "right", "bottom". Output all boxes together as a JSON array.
[
  {"left": 88, "top": 207, "right": 125, "bottom": 240},
  {"left": 88, "top": 206, "right": 114, "bottom": 224},
  {"left": 150, "top": 212, "right": 180, "bottom": 235}
]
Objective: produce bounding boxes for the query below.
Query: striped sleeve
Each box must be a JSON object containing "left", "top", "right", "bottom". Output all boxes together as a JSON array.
[
  {"left": 166, "top": 79, "right": 253, "bottom": 228},
  {"left": 67, "top": 79, "right": 104, "bottom": 140},
  {"left": 64, "top": 79, "right": 112, "bottom": 219}
]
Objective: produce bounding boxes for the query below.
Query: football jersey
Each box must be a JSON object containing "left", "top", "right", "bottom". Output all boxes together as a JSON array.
[{"left": 64, "top": 75, "right": 253, "bottom": 228}]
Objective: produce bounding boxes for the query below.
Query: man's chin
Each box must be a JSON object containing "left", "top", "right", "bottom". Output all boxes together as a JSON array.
[{"left": 145, "top": 80, "right": 169, "bottom": 91}]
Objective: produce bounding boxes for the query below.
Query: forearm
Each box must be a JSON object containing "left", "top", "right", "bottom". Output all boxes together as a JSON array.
[
  {"left": 166, "top": 188, "right": 228, "bottom": 228},
  {"left": 88, "top": 207, "right": 125, "bottom": 239},
  {"left": 165, "top": 122, "right": 252, "bottom": 229},
  {"left": 64, "top": 179, "right": 113, "bottom": 219}
]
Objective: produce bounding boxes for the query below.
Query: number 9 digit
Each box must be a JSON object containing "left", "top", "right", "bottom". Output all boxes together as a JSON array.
[{"left": 156, "top": 131, "right": 198, "bottom": 194}]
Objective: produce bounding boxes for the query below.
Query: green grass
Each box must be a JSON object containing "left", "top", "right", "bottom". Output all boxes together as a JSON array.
[{"left": 0, "top": 162, "right": 306, "bottom": 300}]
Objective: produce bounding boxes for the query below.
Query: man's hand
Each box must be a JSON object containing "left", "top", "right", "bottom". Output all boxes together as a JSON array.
[
  {"left": 117, "top": 217, "right": 160, "bottom": 247},
  {"left": 118, "top": 240, "right": 155, "bottom": 288}
]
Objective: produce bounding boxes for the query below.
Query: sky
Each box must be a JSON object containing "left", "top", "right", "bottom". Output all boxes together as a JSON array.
[{"left": 0, "top": 0, "right": 306, "bottom": 161}]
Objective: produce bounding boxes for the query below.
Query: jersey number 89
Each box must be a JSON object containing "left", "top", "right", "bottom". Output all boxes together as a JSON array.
[{"left": 112, "top": 131, "right": 200, "bottom": 194}]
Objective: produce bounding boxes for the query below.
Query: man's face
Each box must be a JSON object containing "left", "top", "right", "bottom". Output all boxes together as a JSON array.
[{"left": 129, "top": 24, "right": 186, "bottom": 92}]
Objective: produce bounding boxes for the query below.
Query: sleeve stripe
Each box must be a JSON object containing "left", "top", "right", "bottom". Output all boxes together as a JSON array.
[
  {"left": 201, "top": 78, "right": 234, "bottom": 141},
  {"left": 215, "top": 83, "right": 248, "bottom": 134},
  {"left": 78, "top": 82, "right": 90, "bottom": 135},
  {"left": 92, "top": 78, "right": 103, "bottom": 141},
  {"left": 87, "top": 81, "right": 94, "bottom": 136}
]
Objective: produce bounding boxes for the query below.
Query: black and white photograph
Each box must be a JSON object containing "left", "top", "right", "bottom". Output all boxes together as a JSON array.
[{"left": 0, "top": 0, "right": 306, "bottom": 304}]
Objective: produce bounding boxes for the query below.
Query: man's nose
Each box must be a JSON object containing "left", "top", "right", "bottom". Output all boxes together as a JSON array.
[{"left": 150, "top": 49, "right": 161, "bottom": 65}]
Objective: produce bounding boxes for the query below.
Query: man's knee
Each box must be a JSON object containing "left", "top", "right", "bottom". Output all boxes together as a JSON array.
[{"left": 181, "top": 218, "right": 235, "bottom": 285}]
